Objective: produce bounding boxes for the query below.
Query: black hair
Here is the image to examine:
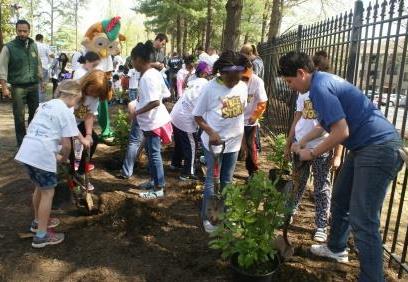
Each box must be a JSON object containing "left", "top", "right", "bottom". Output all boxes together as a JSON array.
[
  {"left": 155, "top": 33, "right": 168, "bottom": 42},
  {"left": 113, "top": 74, "right": 120, "bottom": 80},
  {"left": 278, "top": 51, "right": 315, "bottom": 77},
  {"left": 130, "top": 40, "right": 155, "bottom": 62},
  {"left": 196, "top": 46, "right": 204, "bottom": 52},
  {"left": 312, "top": 50, "right": 330, "bottom": 72},
  {"left": 78, "top": 51, "right": 100, "bottom": 64},
  {"left": 183, "top": 55, "right": 195, "bottom": 65},
  {"left": 238, "top": 54, "right": 253, "bottom": 69},
  {"left": 16, "top": 19, "right": 30, "bottom": 29},
  {"left": 118, "top": 65, "right": 125, "bottom": 71},
  {"left": 35, "top": 34, "right": 43, "bottom": 41},
  {"left": 212, "top": 50, "right": 244, "bottom": 75},
  {"left": 123, "top": 67, "right": 129, "bottom": 75}
]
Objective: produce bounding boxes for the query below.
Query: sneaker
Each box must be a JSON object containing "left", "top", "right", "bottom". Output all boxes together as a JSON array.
[
  {"left": 138, "top": 189, "right": 164, "bottom": 199},
  {"left": 310, "top": 244, "right": 349, "bottom": 263},
  {"left": 32, "top": 231, "right": 65, "bottom": 248},
  {"left": 179, "top": 174, "right": 198, "bottom": 181},
  {"left": 77, "top": 174, "right": 95, "bottom": 191},
  {"left": 314, "top": 228, "right": 328, "bottom": 242},
  {"left": 30, "top": 218, "right": 60, "bottom": 233},
  {"left": 139, "top": 180, "right": 154, "bottom": 190},
  {"left": 203, "top": 220, "right": 217, "bottom": 233},
  {"left": 86, "top": 163, "right": 95, "bottom": 172},
  {"left": 169, "top": 165, "right": 181, "bottom": 171}
]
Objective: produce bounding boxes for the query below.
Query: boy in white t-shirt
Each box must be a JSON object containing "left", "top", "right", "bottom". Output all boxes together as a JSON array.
[
  {"left": 285, "top": 51, "right": 342, "bottom": 242},
  {"left": 240, "top": 57, "right": 268, "bottom": 176},
  {"left": 170, "top": 62, "right": 211, "bottom": 180},
  {"left": 15, "top": 80, "right": 90, "bottom": 248},
  {"left": 131, "top": 41, "right": 172, "bottom": 199},
  {"left": 193, "top": 51, "right": 248, "bottom": 233}
]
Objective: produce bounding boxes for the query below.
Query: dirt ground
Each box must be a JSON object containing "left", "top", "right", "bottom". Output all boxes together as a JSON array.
[{"left": 0, "top": 100, "right": 402, "bottom": 281}]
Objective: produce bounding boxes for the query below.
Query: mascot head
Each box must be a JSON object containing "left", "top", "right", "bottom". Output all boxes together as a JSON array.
[{"left": 81, "top": 16, "right": 126, "bottom": 58}]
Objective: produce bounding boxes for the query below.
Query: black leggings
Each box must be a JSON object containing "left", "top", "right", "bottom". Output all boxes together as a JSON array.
[{"left": 69, "top": 122, "right": 98, "bottom": 174}]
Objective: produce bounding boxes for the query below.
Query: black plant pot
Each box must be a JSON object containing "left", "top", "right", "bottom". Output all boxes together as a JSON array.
[
  {"left": 268, "top": 168, "right": 290, "bottom": 192},
  {"left": 230, "top": 253, "right": 280, "bottom": 282}
]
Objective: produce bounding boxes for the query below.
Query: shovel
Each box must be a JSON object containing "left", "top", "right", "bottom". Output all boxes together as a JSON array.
[
  {"left": 206, "top": 141, "right": 226, "bottom": 225},
  {"left": 83, "top": 149, "right": 94, "bottom": 212},
  {"left": 274, "top": 152, "right": 306, "bottom": 260}
]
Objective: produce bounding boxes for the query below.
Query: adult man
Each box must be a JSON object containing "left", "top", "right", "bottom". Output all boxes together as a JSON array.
[
  {"left": 35, "top": 34, "right": 54, "bottom": 102},
  {"left": 167, "top": 52, "right": 183, "bottom": 98},
  {"left": 278, "top": 51, "right": 402, "bottom": 282},
  {"left": 151, "top": 33, "right": 168, "bottom": 71},
  {"left": 0, "top": 20, "right": 42, "bottom": 146}
]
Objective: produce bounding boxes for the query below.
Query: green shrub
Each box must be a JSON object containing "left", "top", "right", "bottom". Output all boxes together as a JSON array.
[
  {"left": 112, "top": 109, "right": 130, "bottom": 153},
  {"left": 209, "top": 171, "right": 286, "bottom": 275},
  {"left": 267, "top": 133, "right": 291, "bottom": 172}
]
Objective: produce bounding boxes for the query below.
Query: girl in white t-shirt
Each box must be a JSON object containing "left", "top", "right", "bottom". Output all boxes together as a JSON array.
[
  {"left": 71, "top": 70, "right": 110, "bottom": 190},
  {"left": 286, "top": 51, "right": 342, "bottom": 242},
  {"left": 176, "top": 55, "right": 196, "bottom": 98},
  {"left": 240, "top": 55, "right": 268, "bottom": 176},
  {"left": 170, "top": 61, "right": 212, "bottom": 180},
  {"left": 193, "top": 51, "right": 248, "bottom": 233},
  {"left": 131, "top": 41, "right": 172, "bottom": 199},
  {"left": 15, "top": 80, "right": 90, "bottom": 248}
]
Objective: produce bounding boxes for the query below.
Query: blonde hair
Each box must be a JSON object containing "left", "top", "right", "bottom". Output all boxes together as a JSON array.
[
  {"left": 240, "top": 44, "right": 253, "bottom": 56},
  {"left": 55, "top": 80, "right": 82, "bottom": 98},
  {"left": 79, "top": 69, "right": 110, "bottom": 101}
]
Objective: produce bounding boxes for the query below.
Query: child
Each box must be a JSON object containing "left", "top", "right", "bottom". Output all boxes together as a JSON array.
[
  {"left": 176, "top": 55, "right": 196, "bottom": 97},
  {"left": 70, "top": 70, "right": 110, "bottom": 190},
  {"left": 112, "top": 74, "right": 122, "bottom": 103},
  {"left": 240, "top": 55, "right": 268, "bottom": 177},
  {"left": 15, "top": 80, "right": 89, "bottom": 248},
  {"left": 193, "top": 50, "right": 248, "bottom": 233},
  {"left": 170, "top": 62, "right": 212, "bottom": 180},
  {"left": 279, "top": 51, "right": 402, "bottom": 281},
  {"left": 285, "top": 51, "right": 339, "bottom": 243},
  {"left": 128, "top": 67, "right": 141, "bottom": 101},
  {"left": 73, "top": 51, "right": 101, "bottom": 80},
  {"left": 131, "top": 41, "right": 172, "bottom": 199}
]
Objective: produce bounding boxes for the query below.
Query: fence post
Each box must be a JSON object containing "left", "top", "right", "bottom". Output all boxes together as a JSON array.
[
  {"left": 346, "top": 0, "right": 364, "bottom": 83},
  {"left": 296, "top": 25, "right": 303, "bottom": 51}
]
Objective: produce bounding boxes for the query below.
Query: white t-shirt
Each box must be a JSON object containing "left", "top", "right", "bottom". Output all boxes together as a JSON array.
[
  {"left": 113, "top": 55, "right": 124, "bottom": 70},
  {"left": 128, "top": 69, "right": 140, "bottom": 89},
  {"left": 198, "top": 52, "right": 212, "bottom": 66},
  {"left": 71, "top": 51, "right": 83, "bottom": 72},
  {"left": 36, "top": 42, "right": 53, "bottom": 69},
  {"left": 136, "top": 68, "right": 171, "bottom": 131},
  {"left": 96, "top": 56, "right": 113, "bottom": 72},
  {"left": 244, "top": 74, "right": 268, "bottom": 126},
  {"left": 15, "top": 99, "right": 79, "bottom": 173},
  {"left": 73, "top": 66, "right": 87, "bottom": 80},
  {"left": 192, "top": 78, "right": 248, "bottom": 153},
  {"left": 171, "top": 77, "right": 209, "bottom": 133},
  {"left": 209, "top": 54, "right": 219, "bottom": 66},
  {"left": 295, "top": 92, "right": 327, "bottom": 149}
]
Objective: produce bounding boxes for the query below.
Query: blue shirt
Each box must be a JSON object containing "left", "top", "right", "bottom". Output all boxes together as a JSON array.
[{"left": 309, "top": 71, "right": 398, "bottom": 150}]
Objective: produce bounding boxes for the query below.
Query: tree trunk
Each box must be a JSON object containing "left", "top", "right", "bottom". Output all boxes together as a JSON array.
[
  {"left": 244, "top": 14, "right": 252, "bottom": 44},
  {"left": 51, "top": 0, "right": 54, "bottom": 45},
  {"left": 171, "top": 33, "right": 175, "bottom": 54},
  {"left": 205, "top": 0, "right": 212, "bottom": 50},
  {"left": 176, "top": 12, "right": 182, "bottom": 54},
  {"left": 261, "top": 0, "right": 270, "bottom": 43},
  {"left": 221, "top": 19, "right": 225, "bottom": 51},
  {"left": 223, "top": 0, "right": 243, "bottom": 51},
  {"left": 268, "top": 0, "right": 283, "bottom": 41},
  {"left": 182, "top": 18, "right": 188, "bottom": 55},
  {"left": 201, "top": 21, "right": 206, "bottom": 48}
]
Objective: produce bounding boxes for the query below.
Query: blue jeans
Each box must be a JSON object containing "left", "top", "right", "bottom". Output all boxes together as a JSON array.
[
  {"left": 145, "top": 132, "right": 165, "bottom": 189},
  {"left": 121, "top": 119, "right": 144, "bottom": 178},
  {"left": 327, "top": 139, "right": 402, "bottom": 282},
  {"left": 38, "top": 68, "right": 49, "bottom": 103},
  {"left": 129, "top": 88, "right": 138, "bottom": 101},
  {"left": 201, "top": 148, "right": 239, "bottom": 220}
]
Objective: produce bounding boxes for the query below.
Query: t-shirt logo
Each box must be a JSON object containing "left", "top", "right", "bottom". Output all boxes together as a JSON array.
[
  {"left": 302, "top": 100, "right": 317, "bottom": 119},
  {"left": 75, "top": 104, "right": 91, "bottom": 120},
  {"left": 221, "top": 96, "right": 244, "bottom": 118}
]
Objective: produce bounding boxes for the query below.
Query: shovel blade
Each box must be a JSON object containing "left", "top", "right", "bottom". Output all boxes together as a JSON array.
[
  {"left": 273, "top": 235, "right": 294, "bottom": 259},
  {"left": 85, "top": 192, "right": 94, "bottom": 211}
]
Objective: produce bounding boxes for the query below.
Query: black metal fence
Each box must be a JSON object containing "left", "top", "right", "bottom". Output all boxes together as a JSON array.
[{"left": 259, "top": 0, "right": 408, "bottom": 278}]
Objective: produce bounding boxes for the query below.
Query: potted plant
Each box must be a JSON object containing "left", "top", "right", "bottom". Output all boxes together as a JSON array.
[
  {"left": 267, "top": 133, "right": 291, "bottom": 190},
  {"left": 209, "top": 171, "right": 287, "bottom": 282}
]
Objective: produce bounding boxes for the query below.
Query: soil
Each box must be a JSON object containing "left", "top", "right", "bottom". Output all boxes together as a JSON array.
[{"left": 0, "top": 101, "right": 401, "bottom": 281}]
